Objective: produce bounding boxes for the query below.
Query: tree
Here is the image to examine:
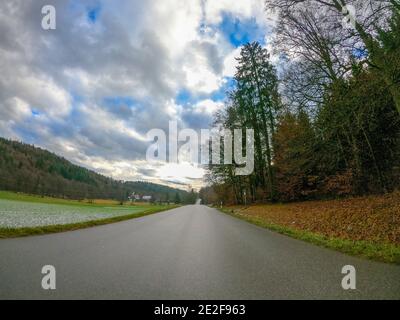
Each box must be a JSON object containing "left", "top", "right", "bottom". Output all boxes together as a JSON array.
[
  {"left": 274, "top": 111, "right": 317, "bottom": 200},
  {"left": 267, "top": 0, "right": 400, "bottom": 114},
  {"left": 273, "top": 6, "right": 352, "bottom": 111},
  {"left": 174, "top": 192, "right": 181, "bottom": 204},
  {"left": 234, "top": 42, "right": 281, "bottom": 201}
]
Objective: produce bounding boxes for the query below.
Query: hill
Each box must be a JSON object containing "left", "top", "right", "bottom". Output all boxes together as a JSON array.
[{"left": 0, "top": 137, "right": 193, "bottom": 203}]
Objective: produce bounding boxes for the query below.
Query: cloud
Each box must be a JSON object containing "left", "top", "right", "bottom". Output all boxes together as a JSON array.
[
  {"left": 193, "top": 99, "right": 224, "bottom": 115},
  {"left": 223, "top": 47, "right": 242, "bottom": 77},
  {"left": 204, "top": 0, "right": 267, "bottom": 26},
  {"left": 0, "top": 0, "right": 272, "bottom": 188}
]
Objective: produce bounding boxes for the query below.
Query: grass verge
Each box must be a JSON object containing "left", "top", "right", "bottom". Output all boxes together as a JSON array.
[
  {"left": 219, "top": 208, "right": 400, "bottom": 265},
  {"left": 0, "top": 190, "right": 151, "bottom": 207},
  {"left": 0, "top": 205, "right": 178, "bottom": 239}
]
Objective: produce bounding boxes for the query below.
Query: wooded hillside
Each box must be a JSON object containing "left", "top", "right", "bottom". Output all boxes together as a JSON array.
[{"left": 0, "top": 137, "right": 191, "bottom": 202}]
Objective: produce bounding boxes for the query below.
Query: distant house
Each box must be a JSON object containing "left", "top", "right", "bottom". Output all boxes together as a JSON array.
[
  {"left": 142, "top": 195, "right": 152, "bottom": 201},
  {"left": 128, "top": 192, "right": 142, "bottom": 202}
]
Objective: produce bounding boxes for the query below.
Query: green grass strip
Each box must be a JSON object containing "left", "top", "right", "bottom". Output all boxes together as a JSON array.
[{"left": 0, "top": 191, "right": 135, "bottom": 208}]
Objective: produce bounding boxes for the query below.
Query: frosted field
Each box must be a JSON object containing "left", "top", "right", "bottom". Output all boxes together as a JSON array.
[{"left": 0, "top": 199, "right": 145, "bottom": 228}]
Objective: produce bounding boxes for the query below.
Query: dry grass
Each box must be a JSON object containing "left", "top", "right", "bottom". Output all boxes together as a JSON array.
[{"left": 228, "top": 191, "right": 400, "bottom": 245}]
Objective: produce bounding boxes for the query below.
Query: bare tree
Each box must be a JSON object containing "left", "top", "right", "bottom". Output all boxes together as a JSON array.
[{"left": 267, "top": 0, "right": 400, "bottom": 114}]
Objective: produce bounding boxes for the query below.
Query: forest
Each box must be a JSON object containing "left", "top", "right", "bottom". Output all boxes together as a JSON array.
[
  {"left": 0, "top": 137, "right": 193, "bottom": 203},
  {"left": 200, "top": 0, "right": 400, "bottom": 204}
]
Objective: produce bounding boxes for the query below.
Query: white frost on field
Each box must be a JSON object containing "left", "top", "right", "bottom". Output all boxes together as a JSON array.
[{"left": 0, "top": 199, "right": 144, "bottom": 228}]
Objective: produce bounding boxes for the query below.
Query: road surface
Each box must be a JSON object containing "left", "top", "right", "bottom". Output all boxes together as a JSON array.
[{"left": 0, "top": 205, "right": 399, "bottom": 299}]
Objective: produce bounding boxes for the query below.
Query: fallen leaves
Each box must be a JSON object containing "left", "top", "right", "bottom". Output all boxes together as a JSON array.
[{"left": 229, "top": 191, "right": 400, "bottom": 245}]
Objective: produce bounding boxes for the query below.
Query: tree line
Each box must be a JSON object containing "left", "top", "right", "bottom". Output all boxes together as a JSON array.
[{"left": 200, "top": 0, "right": 400, "bottom": 204}]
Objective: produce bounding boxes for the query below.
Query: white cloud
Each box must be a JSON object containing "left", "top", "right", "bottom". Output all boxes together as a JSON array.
[
  {"left": 204, "top": 0, "right": 267, "bottom": 26},
  {"left": 183, "top": 65, "right": 223, "bottom": 94},
  {"left": 1, "top": 97, "right": 31, "bottom": 121},
  {"left": 193, "top": 99, "right": 224, "bottom": 115},
  {"left": 151, "top": 0, "right": 203, "bottom": 55},
  {"left": 157, "top": 162, "right": 205, "bottom": 184},
  {"left": 223, "top": 46, "right": 242, "bottom": 77}
]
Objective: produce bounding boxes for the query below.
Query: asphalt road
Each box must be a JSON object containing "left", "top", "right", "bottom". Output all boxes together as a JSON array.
[{"left": 0, "top": 205, "right": 399, "bottom": 299}]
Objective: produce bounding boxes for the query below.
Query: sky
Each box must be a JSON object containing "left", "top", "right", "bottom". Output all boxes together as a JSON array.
[{"left": 0, "top": 0, "right": 275, "bottom": 190}]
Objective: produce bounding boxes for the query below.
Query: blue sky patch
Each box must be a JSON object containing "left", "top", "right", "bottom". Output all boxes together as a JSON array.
[
  {"left": 103, "top": 96, "right": 137, "bottom": 107},
  {"left": 352, "top": 47, "right": 368, "bottom": 59},
  {"left": 219, "top": 13, "right": 264, "bottom": 47},
  {"left": 13, "top": 124, "right": 39, "bottom": 144},
  {"left": 176, "top": 89, "right": 193, "bottom": 105},
  {"left": 87, "top": 5, "right": 101, "bottom": 23},
  {"left": 211, "top": 78, "right": 236, "bottom": 101},
  {"left": 102, "top": 96, "right": 138, "bottom": 119}
]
